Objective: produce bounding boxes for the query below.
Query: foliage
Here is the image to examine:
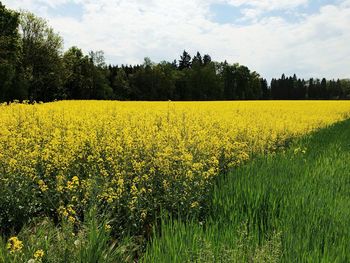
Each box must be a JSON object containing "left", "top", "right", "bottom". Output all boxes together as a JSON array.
[
  {"left": 2, "top": 4, "right": 350, "bottom": 103},
  {"left": 0, "top": 101, "right": 349, "bottom": 238},
  {"left": 271, "top": 74, "right": 350, "bottom": 100},
  {"left": 0, "top": 209, "right": 136, "bottom": 263},
  {"left": 19, "top": 11, "right": 64, "bottom": 102},
  {"left": 0, "top": 100, "right": 349, "bottom": 261},
  {"left": 143, "top": 118, "right": 350, "bottom": 262},
  {"left": 0, "top": 2, "right": 20, "bottom": 101}
]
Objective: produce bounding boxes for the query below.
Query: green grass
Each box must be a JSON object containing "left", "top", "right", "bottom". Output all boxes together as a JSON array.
[
  {"left": 142, "top": 119, "right": 350, "bottom": 262},
  {"left": 0, "top": 208, "right": 138, "bottom": 263}
]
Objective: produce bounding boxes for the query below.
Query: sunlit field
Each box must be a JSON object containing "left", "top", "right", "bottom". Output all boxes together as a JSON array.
[
  {"left": 1, "top": 101, "right": 350, "bottom": 262},
  {"left": 1, "top": 101, "right": 350, "bottom": 229}
]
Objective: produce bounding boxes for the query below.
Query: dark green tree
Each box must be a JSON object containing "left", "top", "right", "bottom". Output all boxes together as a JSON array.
[
  {"left": 203, "top": 54, "right": 212, "bottom": 65},
  {"left": 63, "top": 47, "right": 93, "bottom": 99},
  {"left": 0, "top": 3, "right": 21, "bottom": 101},
  {"left": 19, "top": 11, "right": 64, "bottom": 101},
  {"left": 261, "top": 78, "right": 270, "bottom": 99},
  {"left": 89, "top": 51, "right": 113, "bottom": 99},
  {"left": 178, "top": 50, "right": 191, "bottom": 70},
  {"left": 192, "top": 52, "right": 203, "bottom": 66}
]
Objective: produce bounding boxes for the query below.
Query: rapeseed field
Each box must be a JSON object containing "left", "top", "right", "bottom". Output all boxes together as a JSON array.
[{"left": 1, "top": 101, "right": 349, "bottom": 236}]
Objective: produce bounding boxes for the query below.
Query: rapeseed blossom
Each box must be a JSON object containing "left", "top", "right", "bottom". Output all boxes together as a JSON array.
[{"left": 0, "top": 101, "right": 349, "bottom": 232}]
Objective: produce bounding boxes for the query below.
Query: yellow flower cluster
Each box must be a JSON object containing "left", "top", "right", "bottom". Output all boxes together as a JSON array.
[
  {"left": 6, "top": 237, "right": 23, "bottom": 253},
  {"left": 33, "top": 249, "right": 44, "bottom": 260},
  {"left": 1, "top": 101, "right": 349, "bottom": 231}
]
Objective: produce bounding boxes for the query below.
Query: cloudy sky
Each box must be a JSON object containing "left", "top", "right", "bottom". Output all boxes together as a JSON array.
[{"left": 3, "top": 0, "right": 350, "bottom": 80}]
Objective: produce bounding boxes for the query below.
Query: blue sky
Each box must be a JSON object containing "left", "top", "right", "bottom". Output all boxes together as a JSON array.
[
  {"left": 3, "top": 0, "right": 350, "bottom": 80},
  {"left": 210, "top": 0, "right": 339, "bottom": 24},
  {"left": 210, "top": 3, "right": 243, "bottom": 24},
  {"left": 46, "top": 2, "right": 84, "bottom": 20}
]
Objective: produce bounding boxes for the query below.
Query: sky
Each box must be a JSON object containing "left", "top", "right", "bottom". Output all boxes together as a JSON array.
[{"left": 3, "top": 0, "right": 350, "bottom": 80}]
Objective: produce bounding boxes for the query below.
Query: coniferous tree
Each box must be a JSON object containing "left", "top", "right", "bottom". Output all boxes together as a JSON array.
[
  {"left": 178, "top": 50, "right": 191, "bottom": 70},
  {"left": 203, "top": 54, "right": 212, "bottom": 65}
]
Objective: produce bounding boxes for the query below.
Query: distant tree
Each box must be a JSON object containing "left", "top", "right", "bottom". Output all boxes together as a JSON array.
[
  {"left": 110, "top": 68, "right": 131, "bottom": 99},
  {"left": 261, "top": 78, "right": 270, "bottom": 99},
  {"left": 203, "top": 54, "right": 212, "bottom": 65},
  {"left": 235, "top": 65, "right": 251, "bottom": 100},
  {"left": 174, "top": 69, "right": 191, "bottom": 100},
  {"left": 157, "top": 61, "right": 177, "bottom": 99},
  {"left": 0, "top": 3, "right": 22, "bottom": 101},
  {"left": 248, "top": 71, "right": 262, "bottom": 100},
  {"left": 192, "top": 51, "right": 203, "bottom": 66},
  {"left": 19, "top": 11, "right": 64, "bottom": 101},
  {"left": 320, "top": 78, "right": 328, "bottom": 99},
  {"left": 222, "top": 63, "right": 238, "bottom": 100},
  {"left": 295, "top": 78, "right": 306, "bottom": 99},
  {"left": 130, "top": 58, "right": 177, "bottom": 100},
  {"left": 63, "top": 47, "right": 93, "bottom": 99},
  {"left": 335, "top": 79, "right": 343, "bottom": 99},
  {"left": 189, "top": 57, "right": 221, "bottom": 100},
  {"left": 171, "top": 59, "right": 177, "bottom": 69},
  {"left": 340, "top": 79, "right": 350, "bottom": 99},
  {"left": 202, "top": 62, "right": 223, "bottom": 100},
  {"left": 89, "top": 51, "right": 113, "bottom": 99},
  {"left": 271, "top": 78, "right": 278, "bottom": 99},
  {"left": 178, "top": 50, "right": 191, "bottom": 70}
]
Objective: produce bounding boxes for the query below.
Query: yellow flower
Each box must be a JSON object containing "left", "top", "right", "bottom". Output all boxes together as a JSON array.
[
  {"left": 38, "top": 179, "right": 48, "bottom": 192},
  {"left": 1, "top": 100, "right": 350, "bottom": 230},
  {"left": 57, "top": 206, "right": 69, "bottom": 218},
  {"left": 34, "top": 249, "right": 45, "bottom": 260},
  {"left": 141, "top": 210, "right": 147, "bottom": 220},
  {"left": 191, "top": 201, "right": 199, "bottom": 208},
  {"left": 6, "top": 236, "right": 23, "bottom": 253}
]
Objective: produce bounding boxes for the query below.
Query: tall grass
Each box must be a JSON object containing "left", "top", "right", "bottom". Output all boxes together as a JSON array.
[
  {"left": 0, "top": 208, "right": 138, "bottom": 263},
  {"left": 143, "top": 119, "right": 350, "bottom": 262}
]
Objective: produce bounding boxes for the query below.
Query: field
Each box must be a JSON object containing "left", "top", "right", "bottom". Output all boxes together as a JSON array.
[
  {"left": 144, "top": 118, "right": 350, "bottom": 262},
  {"left": 1, "top": 101, "right": 350, "bottom": 262}
]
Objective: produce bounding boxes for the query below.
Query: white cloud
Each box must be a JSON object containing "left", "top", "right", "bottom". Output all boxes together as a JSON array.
[
  {"left": 2, "top": 0, "right": 350, "bottom": 80},
  {"left": 225, "top": 0, "right": 308, "bottom": 11}
]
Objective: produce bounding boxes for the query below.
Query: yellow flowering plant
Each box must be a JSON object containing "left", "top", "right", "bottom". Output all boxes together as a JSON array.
[
  {"left": 0, "top": 101, "right": 349, "bottom": 236},
  {"left": 6, "top": 237, "right": 23, "bottom": 253}
]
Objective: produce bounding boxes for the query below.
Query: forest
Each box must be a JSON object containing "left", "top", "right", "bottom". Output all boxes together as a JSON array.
[{"left": 1, "top": 2, "right": 350, "bottom": 102}]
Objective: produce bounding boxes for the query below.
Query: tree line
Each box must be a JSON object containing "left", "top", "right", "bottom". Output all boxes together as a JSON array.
[
  {"left": 271, "top": 74, "right": 350, "bottom": 100},
  {"left": 1, "top": 3, "right": 349, "bottom": 102}
]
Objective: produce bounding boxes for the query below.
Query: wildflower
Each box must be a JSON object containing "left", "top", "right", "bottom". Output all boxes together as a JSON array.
[
  {"left": 38, "top": 179, "right": 48, "bottom": 192},
  {"left": 58, "top": 206, "right": 69, "bottom": 218},
  {"left": 56, "top": 185, "right": 64, "bottom": 192},
  {"left": 104, "top": 224, "right": 112, "bottom": 231},
  {"left": 34, "top": 249, "right": 44, "bottom": 260},
  {"left": 141, "top": 211, "right": 147, "bottom": 220},
  {"left": 294, "top": 147, "right": 301, "bottom": 154},
  {"left": 6, "top": 236, "right": 23, "bottom": 253},
  {"left": 191, "top": 201, "right": 199, "bottom": 208}
]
